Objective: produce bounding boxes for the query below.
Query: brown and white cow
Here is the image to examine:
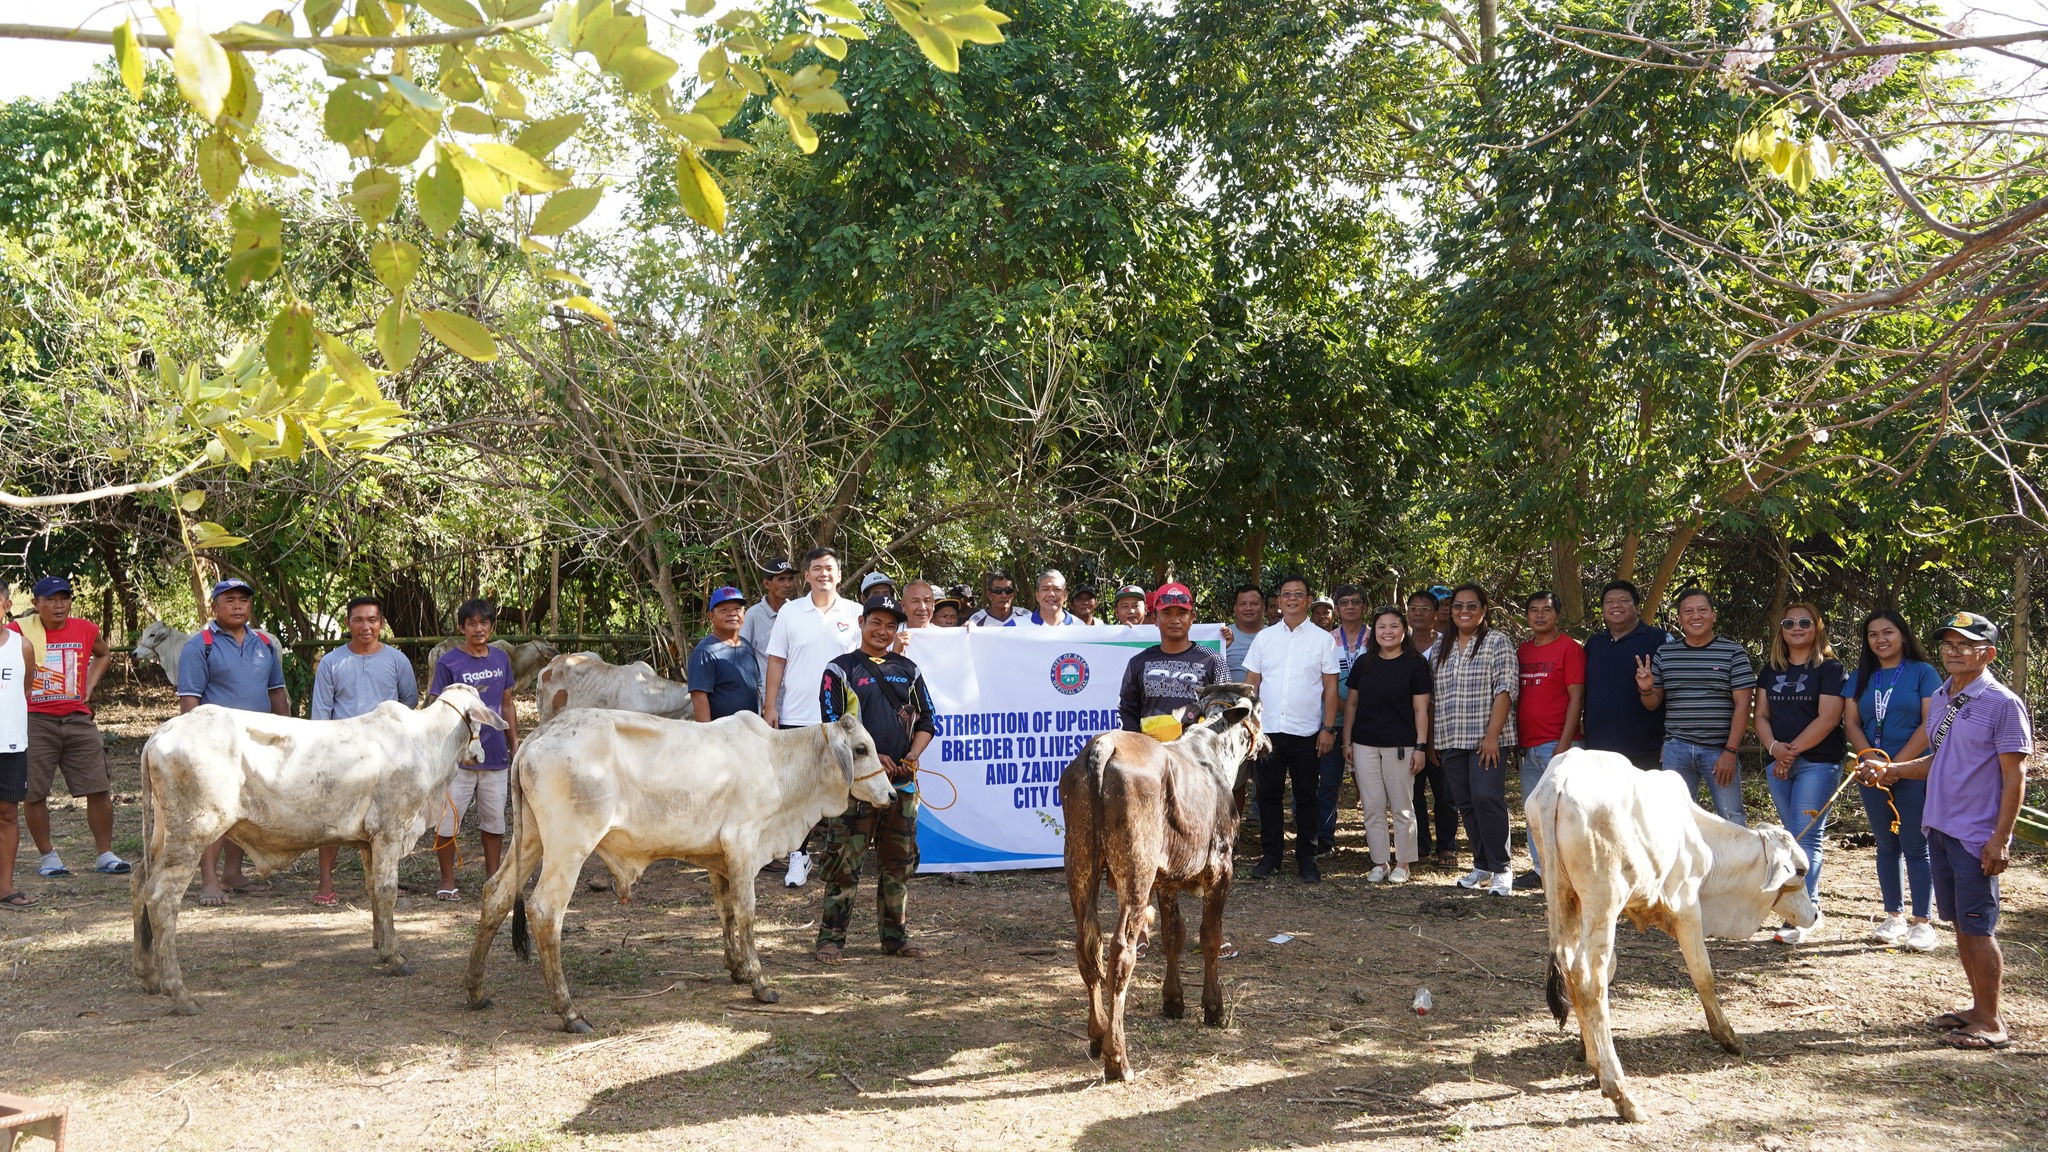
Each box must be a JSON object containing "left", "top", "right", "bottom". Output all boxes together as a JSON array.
[
  {"left": 1061, "top": 683, "right": 1267, "bottom": 1081},
  {"left": 1527, "top": 748, "right": 1818, "bottom": 1121}
]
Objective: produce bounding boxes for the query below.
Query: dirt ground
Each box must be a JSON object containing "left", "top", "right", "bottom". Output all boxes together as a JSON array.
[{"left": 4, "top": 681, "right": 2045, "bottom": 1152}]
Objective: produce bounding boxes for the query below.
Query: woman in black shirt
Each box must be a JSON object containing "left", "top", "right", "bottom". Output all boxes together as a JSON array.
[{"left": 1342, "top": 607, "right": 1434, "bottom": 883}]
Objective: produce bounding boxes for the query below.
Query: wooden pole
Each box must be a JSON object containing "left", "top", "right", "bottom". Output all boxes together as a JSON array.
[
  {"left": 549, "top": 546, "right": 561, "bottom": 634},
  {"left": 2012, "top": 549, "right": 2033, "bottom": 704}
]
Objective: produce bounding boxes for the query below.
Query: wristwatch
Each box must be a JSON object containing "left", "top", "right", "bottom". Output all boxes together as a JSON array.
[{"left": 1322, "top": 723, "right": 1340, "bottom": 733}]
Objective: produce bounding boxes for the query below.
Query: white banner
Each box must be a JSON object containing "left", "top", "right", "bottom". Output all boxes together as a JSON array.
[{"left": 906, "top": 623, "right": 1225, "bottom": 872}]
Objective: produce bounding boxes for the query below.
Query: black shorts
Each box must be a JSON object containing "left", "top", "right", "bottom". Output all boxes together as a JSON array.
[{"left": 0, "top": 749, "right": 25, "bottom": 804}]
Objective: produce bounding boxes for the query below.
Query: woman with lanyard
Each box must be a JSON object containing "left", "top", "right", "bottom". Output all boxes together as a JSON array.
[
  {"left": 1315, "top": 585, "right": 1372, "bottom": 854},
  {"left": 1843, "top": 609, "right": 1943, "bottom": 951},
  {"left": 1754, "top": 601, "right": 1848, "bottom": 945}
]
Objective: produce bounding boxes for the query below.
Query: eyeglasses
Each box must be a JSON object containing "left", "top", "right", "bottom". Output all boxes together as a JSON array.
[
  {"left": 1939, "top": 641, "right": 1988, "bottom": 655},
  {"left": 1451, "top": 601, "right": 1482, "bottom": 611},
  {"left": 1337, "top": 597, "right": 1364, "bottom": 606},
  {"left": 1779, "top": 618, "right": 1815, "bottom": 630},
  {"left": 1279, "top": 589, "right": 1307, "bottom": 598}
]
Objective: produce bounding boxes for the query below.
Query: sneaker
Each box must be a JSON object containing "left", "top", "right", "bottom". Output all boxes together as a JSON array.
[
  {"left": 1251, "top": 857, "right": 1279, "bottom": 879},
  {"left": 784, "top": 850, "right": 812, "bottom": 888},
  {"left": 1455, "top": 868, "right": 1490, "bottom": 890},
  {"left": 1870, "top": 913, "right": 1909, "bottom": 946},
  {"left": 1387, "top": 866, "right": 1411, "bottom": 884},
  {"left": 1775, "top": 911, "right": 1824, "bottom": 945},
  {"left": 1297, "top": 857, "right": 1321, "bottom": 884},
  {"left": 1487, "top": 870, "right": 1515, "bottom": 897},
  {"left": 1904, "top": 920, "right": 1939, "bottom": 952},
  {"left": 1513, "top": 870, "right": 1544, "bottom": 891},
  {"left": 1367, "top": 864, "right": 1389, "bottom": 883}
]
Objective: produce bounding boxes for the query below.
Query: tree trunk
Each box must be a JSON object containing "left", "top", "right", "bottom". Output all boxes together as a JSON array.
[
  {"left": 1617, "top": 529, "right": 1640, "bottom": 585},
  {"left": 1477, "top": 0, "right": 1497, "bottom": 62},
  {"left": 549, "top": 547, "right": 561, "bottom": 634},
  {"left": 2013, "top": 549, "right": 2033, "bottom": 703},
  {"left": 1551, "top": 535, "right": 1584, "bottom": 627},
  {"left": 1245, "top": 527, "right": 1268, "bottom": 587},
  {"left": 1643, "top": 518, "right": 1702, "bottom": 619},
  {"left": 1768, "top": 531, "right": 1792, "bottom": 626}
]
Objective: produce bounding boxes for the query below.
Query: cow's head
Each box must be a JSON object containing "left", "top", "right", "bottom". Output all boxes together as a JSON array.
[
  {"left": 133, "top": 620, "right": 176, "bottom": 662},
  {"left": 1191, "top": 683, "right": 1270, "bottom": 770},
  {"left": 434, "top": 683, "right": 510, "bottom": 764},
  {"left": 826, "top": 713, "right": 897, "bottom": 807},
  {"left": 1755, "top": 824, "right": 1818, "bottom": 927}
]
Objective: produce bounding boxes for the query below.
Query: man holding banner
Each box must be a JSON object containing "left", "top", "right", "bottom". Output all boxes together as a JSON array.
[
  {"left": 1243, "top": 575, "right": 1339, "bottom": 884},
  {"left": 1118, "top": 584, "right": 1227, "bottom": 742},
  {"left": 815, "top": 594, "right": 936, "bottom": 963}
]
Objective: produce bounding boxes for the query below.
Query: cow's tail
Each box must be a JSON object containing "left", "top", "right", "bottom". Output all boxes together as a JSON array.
[
  {"left": 1545, "top": 953, "right": 1570, "bottom": 1028},
  {"left": 135, "top": 736, "right": 155, "bottom": 953},
  {"left": 1532, "top": 782, "right": 1572, "bottom": 1030},
  {"left": 507, "top": 760, "right": 535, "bottom": 962}
]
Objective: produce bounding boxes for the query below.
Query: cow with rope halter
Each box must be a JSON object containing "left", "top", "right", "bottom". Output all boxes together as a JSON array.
[{"left": 131, "top": 684, "right": 507, "bottom": 1013}]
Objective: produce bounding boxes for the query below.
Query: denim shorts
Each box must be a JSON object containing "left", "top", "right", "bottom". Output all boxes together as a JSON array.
[{"left": 1928, "top": 827, "right": 2000, "bottom": 936}]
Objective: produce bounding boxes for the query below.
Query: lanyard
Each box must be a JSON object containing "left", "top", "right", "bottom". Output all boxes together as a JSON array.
[{"left": 1871, "top": 665, "right": 1902, "bottom": 729}]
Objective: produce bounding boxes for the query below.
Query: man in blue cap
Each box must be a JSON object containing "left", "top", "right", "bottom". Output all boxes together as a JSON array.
[
  {"left": 9, "top": 575, "right": 127, "bottom": 880},
  {"left": 175, "top": 577, "right": 290, "bottom": 905},
  {"left": 690, "top": 585, "right": 761, "bottom": 722}
]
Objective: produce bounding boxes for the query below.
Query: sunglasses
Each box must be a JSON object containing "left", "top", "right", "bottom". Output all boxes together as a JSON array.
[
  {"left": 989, "top": 586, "right": 1015, "bottom": 595},
  {"left": 1780, "top": 618, "right": 1815, "bottom": 630},
  {"left": 1451, "top": 601, "right": 1482, "bottom": 611}
]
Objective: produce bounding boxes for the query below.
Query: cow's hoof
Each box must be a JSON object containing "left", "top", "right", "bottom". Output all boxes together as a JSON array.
[
  {"left": 1161, "top": 999, "right": 1185, "bottom": 1020},
  {"left": 469, "top": 996, "right": 494, "bottom": 1011},
  {"left": 1103, "top": 1062, "right": 1134, "bottom": 1083},
  {"left": 171, "top": 998, "right": 201, "bottom": 1017},
  {"left": 752, "top": 985, "right": 780, "bottom": 1004},
  {"left": 565, "top": 1018, "right": 594, "bottom": 1034},
  {"left": 1202, "top": 1009, "right": 1224, "bottom": 1027},
  {"left": 1613, "top": 1096, "right": 1644, "bottom": 1123},
  {"left": 386, "top": 961, "right": 416, "bottom": 977},
  {"left": 1714, "top": 1035, "right": 1744, "bottom": 1057}
]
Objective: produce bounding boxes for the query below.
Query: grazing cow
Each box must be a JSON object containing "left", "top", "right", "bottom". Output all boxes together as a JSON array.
[
  {"left": 131, "top": 684, "right": 508, "bottom": 1014},
  {"left": 463, "top": 710, "right": 894, "bottom": 1030},
  {"left": 426, "top": 637, "right": 560, "bottom": 692},
  {"left": 1527, "top": 749, "right": 1818, "bottom": 1122},
  {"left": 131, "top": 620, "right": 192, "bottom": 684},
  {"left": 1062, "top": 683, "right": 1268, "bottom": 1081},
  {"left": 534, "top": 651, "right": 689, "bottom": 723}
]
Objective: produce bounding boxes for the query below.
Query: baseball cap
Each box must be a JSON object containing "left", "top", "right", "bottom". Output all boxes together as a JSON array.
[
  {"left": 1938, "top": 611, "right": 1998, "bottom": 644},
  {"left": 1311, "top": 595, "right": 1336, "bottom": 610},
  {"left": 708, "top": 585, "right": 745, "bottom": 609},
  {"left": 935, "top": 595, "right": 962, "bottom": 610},
  {"left": 1151, "top": 583, "right": 1195, "bottom": 611},
  {"left": 1428, "top": 585, "right": 1452, "bottom": 602},
  {"left": 1073, "top": 583, "right": 1098, "bottom": 598},
  {"left": 760, "top": 558, "right": 795, "bottom": 577},
  {"left": 860, "top": 572, "right": 896, "bottom": 593},
  {"left": 30, "top": 576, "right": 72, "bottom": 598},
  {"left": 861, "top": 594, "right": 907, "bottom": 623},
  {"left": 1114, "top": 584, "right": 1147, "bottom": 603},
  {"left": 210, "top": 578, "right": 255, "bottom": 599}
]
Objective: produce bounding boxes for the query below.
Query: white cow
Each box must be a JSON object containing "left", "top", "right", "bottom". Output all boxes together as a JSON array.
[
  {"left": 424, "top": 637, "right": 561, "bottom": 691},
  {"left": 131, "top": 620, "right": 192, "bottom": 684},
  {"left": 533, "top": 651, "right": 689, "bottom": 723},
  {"left": 463, "top": 710, "right": 895, "bottom": 1030},
  {"left": 1527, "top": 749, "right": 1817, "bottom": 1122},
  {"left": 131, "top": 684, "right": 508, "bottom": 1014}
]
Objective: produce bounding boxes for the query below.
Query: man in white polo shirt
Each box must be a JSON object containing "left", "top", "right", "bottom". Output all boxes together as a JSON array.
[
  {"left": 761, "top": 547, "right": 863, "bottom": 730},
  {"left": 1243, "top": 573, "right": 1340, "bottom": 884}
]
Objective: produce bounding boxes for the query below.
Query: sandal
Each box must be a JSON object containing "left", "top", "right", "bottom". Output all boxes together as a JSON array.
[
  {"left": 0, "top": 891, "right": 37, "bottom": 911},
  {"left": 1942, "top": 1027, "right": 2012, "bottom": 1051},
  {"left": 1925, "top": 1011, "right": 1972, "bottom": 1032},
  {"left": 885, "top": 944, "right": 931, "bottom": 959},
  {"left": 311, "top": 892, "right": 340, "bottom": 907},
  {"left": 1435, "top": 852, "right": 1458, "bottom": 869},
  {"left": 96, "top": 859, "right": 133, "bottom": 875},
  {"left": 434, "top": 889, "right": 463, "bottom": 901},
  {"left": 37, "top": 864, "right": 70, "bottom": 878},
  {"left": 815, "top": 944, "right": 844, "bottom": 964}
]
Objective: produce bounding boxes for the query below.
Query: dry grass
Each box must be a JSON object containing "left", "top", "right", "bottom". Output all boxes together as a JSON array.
[{"left": 3, "top": 681, "right": 2044, "bottom": 1151}]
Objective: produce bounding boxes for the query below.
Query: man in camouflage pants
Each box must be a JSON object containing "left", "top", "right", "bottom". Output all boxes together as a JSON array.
[{"left": 816, "top": 594, "right": 936, "bottom": 961}]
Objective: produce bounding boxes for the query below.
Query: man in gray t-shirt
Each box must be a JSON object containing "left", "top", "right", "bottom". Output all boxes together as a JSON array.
[
  {"left": 740, "top": 558, "right": 797, "bottom": 663},
  {"left": 1224, "top": 583, "right": 1265, "bottom": 681},
  {"left": 308, "top": 597, "right": 418, "bottom": 905}
]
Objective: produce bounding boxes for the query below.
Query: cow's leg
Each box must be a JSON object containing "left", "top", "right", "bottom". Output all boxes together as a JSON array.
[
  {"left": 364, "top": 839, "right": 413, "bottom": 975},
  {"left": 1568, "top": 919, "right": 1641, "bottom": 1122},
  {"left": 1158, "top": 891, "right": 1186, "bottom": 1020},
  {"left": 718, "top": 866, "right": 777, "bottom": 1004},
  {"left": 1067, "top": 855, "right": 1107, "bottom": 1061},
  {"left": 142, "top": 853, "right": 207, "bottom": 1014},
  {"left": 1101, "top": 877, "right": 1153, "bottom": 1082},
  {"left": 706, "top": 869, "right": 744, "bottom": 980},
  {"left": 1672, "top": 912, "right": 1742, "bottom": 1055},
  {"left": 1199, "top": 876, "right": 1229, "bottom": 1026},
  {"left": 464, "top": 845, "right": 522, "bottom": 1009},
  {"left": 528, "top": 848, "right": 594, "bottom": 1032}
]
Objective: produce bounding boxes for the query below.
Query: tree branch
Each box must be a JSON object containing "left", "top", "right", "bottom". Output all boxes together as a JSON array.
[
  {"left": 0, "top": 456, "right": 206, "bottom": 510},
  {"left": 0, "top": 13, "right": 550, "bottom": 54}
]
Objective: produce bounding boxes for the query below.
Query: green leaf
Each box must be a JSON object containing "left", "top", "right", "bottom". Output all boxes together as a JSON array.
[
  {"left": 377, "top": 300, "right": 422, "bottom": 371},
  {"left": 539, "top": 267, "right": 591, "bottom": 288},
  {"left": 388, "top": 74, "right": 448, "bottom": 113},
  {"left": 553, "top": 295, "right": 616, "bottom": 332},
  {"left": 224, "top": 52, "right": 263, "bottom": 128},
  {"left": 420, "top": 310, "right": 500, "bottom": 361},
  {"left": 939, "top": 12, "right": 1004, "bottom": 44},
  {"left": 698, "top": 45, "right": 728, "bottom": 82},
  {"left": 531, "top": 186, "right": 603, "bottom": 234},
  {"left": 416, "top": 0, "right": 485, "bottom": 25},
  {"left": 265, "top": 302, "right": 315, "bottom": 386},
  {"left": 172, "top": 20, "right": 233, "bottom": 122},
  {"left": 795, "top": 88, "right": 850, "bottom": 115},
  {"left": 324, "top": 78, "right": 383, "bottom": 143},
  {"left": 772, "top": 96, "right": 819, "bottom": 153},
  {"left": 675, "top": 149, "right": 727, "bottom": 232},
  {"left": 448, "top": 105, "right": 496, "bottom": 134},
  {"left": 377, "top": 112, "right": 434, "bottom": 166},
  {"left": 226, "top": 245, "right": 282, "bottom": 286},
  {"left": 474, "top": 142, "right": 570, "bottom": 192},
  {"left": 416, "top": 160, "right": 465, "bottom": 236},
  {"left": 514, "top": 113, "right": 586, "bottom": 159},
  {"left": 192, "top": 522, "right": 249, "bottom": 548},
  {"left": 660, "top": 112, "right": 722, "bottom": 142},
  {"left": 306, "top": 0, "right": 344, "bottom": 30},
  {"left": 316, "top": 331, "right": 377, "bottom": 389},
  {"left": 178, "top": 489, "right": 206, "bottom": 513},
  {"left": 905, "top": 19, "right": 960, "bottom": 72},
  {"left": 449, "top": 150, "right": 509, "bottom": 210},
  {"left": 197, "top": 132, "right": 244, "bottom": 203},
  {"left": 812, "top": 0, "right": 865, "bottom": 18},
  {"left": 242, "top": 140, "right": 300, "bottom": 177},
  {"left": 112, "top": 18, "right": 145, "bottom": 99},
  {"left": 437, "top": 47, "right": 486, "bottom": 101},
  {"left": 686, "top": 0, "right": 716, "bottom": 14},
  {"left": 370, "top": 238, "right": 423, "bottom": 293},
  {"left": 342, "top": 167, "right": 403, "bottom": 225},
  {"left": 610, "top": 46, "right": 680, "bottom": 93},
  {"left": 816, "top": 35, "right": 848, "bottom": 60}
]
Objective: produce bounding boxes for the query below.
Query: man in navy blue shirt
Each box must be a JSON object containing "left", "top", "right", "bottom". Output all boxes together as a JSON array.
[
  {"left": 690, "top": 586, "right": 761, "bottom": 721},
  {"left": 1580, "top": 580, "right": 1668, "bottom": 769}
]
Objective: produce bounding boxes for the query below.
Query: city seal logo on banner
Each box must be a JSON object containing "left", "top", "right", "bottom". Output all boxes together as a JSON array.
[{"left": 1049, "top": 652, "right": 1090, "bottom": 695}]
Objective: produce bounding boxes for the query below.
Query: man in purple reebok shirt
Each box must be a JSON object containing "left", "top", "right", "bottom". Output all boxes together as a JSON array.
[
  {"left": 428, "top": 598, "right": 521, "bottom": 900},
  {"left": 1860, "top": 611, "right": 2031, "bottom": 1052}
]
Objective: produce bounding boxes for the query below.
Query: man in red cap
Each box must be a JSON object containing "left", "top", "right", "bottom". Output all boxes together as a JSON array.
[{"left": 1117, "top": 583, "right": 1228, "bottom": 741}]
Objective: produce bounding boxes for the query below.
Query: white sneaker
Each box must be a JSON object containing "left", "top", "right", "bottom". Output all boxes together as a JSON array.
[
  {"left": 1870, "top": 913, "right": 1908, "bottom": 945},
  {"left": 783, "top": 850, "right": 812, "bottom": 888},
  {"left": 1367, "top": 865, "right": 1389, "bottom": 883},
  {"left": 1775, "top": 911, "right": 1824, "bottom": 945},
  {"left": 1487, "top": 870, "right": 1515, "bottom": 897},
  {"left": 1456, "top": 868, "right": 1490, "bottom": 890},
  {"left": 1387, "top": 866, "right": 1411, "bottom": 884},
  {"left": 1904, "top": 920, "right": 1940, "bottom": 952}
]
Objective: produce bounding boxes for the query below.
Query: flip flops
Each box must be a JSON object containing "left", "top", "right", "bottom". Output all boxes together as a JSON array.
[
  {"left": 434, "top": 889, "right": 463, "bottom": 901},
  {"left": 0, "top": 891, "right": 37, "bottom": 911},
  {"left": 1942, "top": 1028, "right": 2012, "bottom": 1051},
  {"left": 311, "top": 892, "right": 340, "bottom": 907},
  {"left": 1925, "top": 1011, "right": 1972, "bottom": 1032}
]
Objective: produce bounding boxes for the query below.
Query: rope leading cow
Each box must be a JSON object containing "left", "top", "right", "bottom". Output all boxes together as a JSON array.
[{"left": 1062, "top": 683, "right": 1267, "bottom": 1081}]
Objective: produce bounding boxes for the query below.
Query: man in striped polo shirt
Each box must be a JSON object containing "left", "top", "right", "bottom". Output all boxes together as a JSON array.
[{"left": 1635, "top": 587, "right": 1755, "bottom": 825}]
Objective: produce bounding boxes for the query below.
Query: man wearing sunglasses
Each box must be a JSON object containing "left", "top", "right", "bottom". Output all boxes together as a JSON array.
[
  {"left": 1636, "top": 588, "right": 1754, "bottom": 824},
  {"left": 1859, "top": 611, "right": 2032, "bottom": 1052},
  {"left": 967, "top": 572, "right": 1026, "bottom": 627},
  {"left": 1243, "top": 575, "right": 1340, "bottom": 883}
]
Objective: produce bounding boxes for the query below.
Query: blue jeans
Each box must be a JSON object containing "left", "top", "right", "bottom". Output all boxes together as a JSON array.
[
  {"left": 1766, "top": 757, "right": 1841, "bottom": 905},
  {"left": 1661, "top": 739, "right": 1747, "bottom": 826},
  {"left": 1316, "top": 746, "right": 1346, "bottom": 846},
  {"left": 1860, "top": 778, "right": 1930, "bottom": 918},
  {"left": 1519, "top": 741, "right": 1558, "bottom": 873}
]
